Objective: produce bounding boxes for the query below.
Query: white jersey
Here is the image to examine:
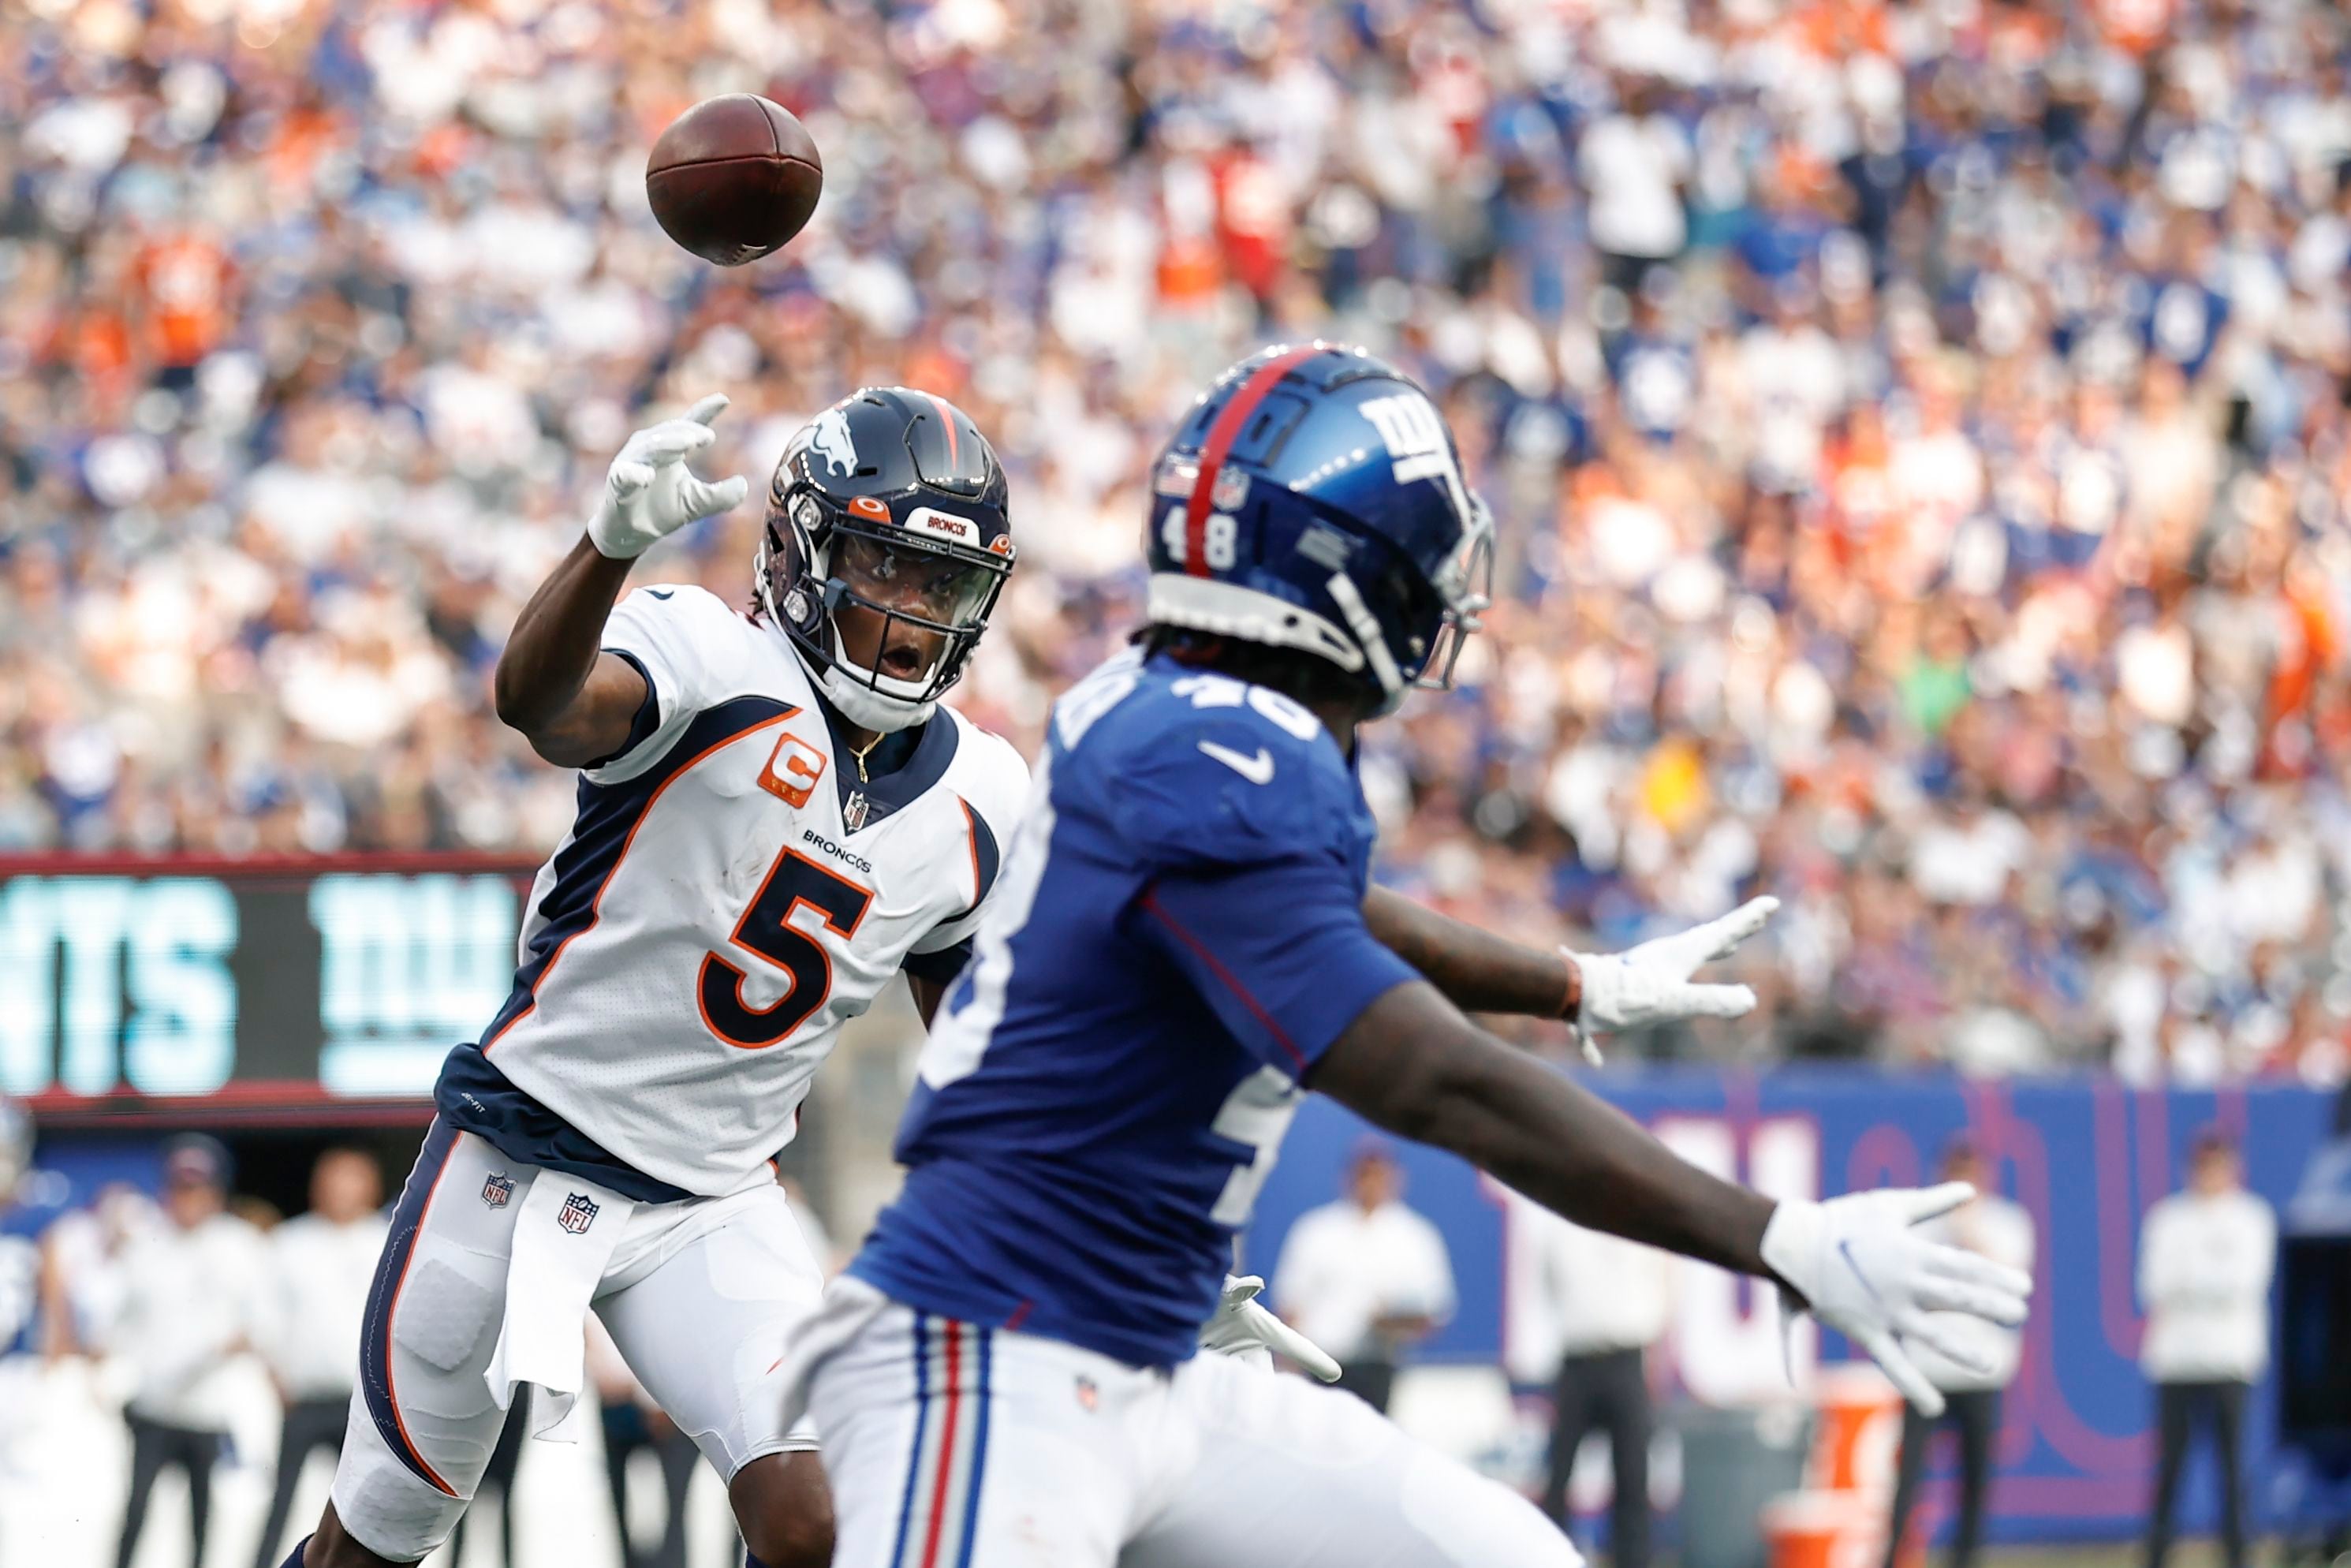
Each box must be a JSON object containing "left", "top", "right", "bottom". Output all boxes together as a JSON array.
[{"left": 437, "top": 584, "right": 1027, "bottom": 1199}]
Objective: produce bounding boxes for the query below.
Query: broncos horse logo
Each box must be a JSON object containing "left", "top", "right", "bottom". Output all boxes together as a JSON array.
[{"left": 808, "top": 407, "right": 858, "bottom": 478}]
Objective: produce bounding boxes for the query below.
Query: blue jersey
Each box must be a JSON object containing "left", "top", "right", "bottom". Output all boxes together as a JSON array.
[{"left": 851, "top": 651, "right": 1419, "bottom": 1368}]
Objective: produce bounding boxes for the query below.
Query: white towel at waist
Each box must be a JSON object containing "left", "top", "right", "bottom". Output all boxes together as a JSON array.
[{"left": 483, "top": 1174, "right": 635, "bottom": 1443}]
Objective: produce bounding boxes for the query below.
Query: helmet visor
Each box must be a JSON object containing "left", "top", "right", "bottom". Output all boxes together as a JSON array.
[{"left": 833, "top": 528, "right": 1001, "bottom": 629}]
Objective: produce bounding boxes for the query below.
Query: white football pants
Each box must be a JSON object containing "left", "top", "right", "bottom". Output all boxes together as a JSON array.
[
  {"left": 797, "top": 1277, "right": 1584, "bottom": 1568},
  {"left": 330, "top": 1118, "right": 824, "bottom": 1561}
]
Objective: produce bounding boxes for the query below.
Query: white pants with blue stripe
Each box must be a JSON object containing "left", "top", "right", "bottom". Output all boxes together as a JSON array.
[
  {"left": 331, "top": 1120, "right": 825, "bottom": 1562},
  {"left": 797, "top": 1277, "right": 1582, "bottom": 1568}
]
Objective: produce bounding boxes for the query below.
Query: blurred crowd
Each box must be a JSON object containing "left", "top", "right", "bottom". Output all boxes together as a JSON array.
[{"left": 4, "top": 0, "right": 2350, "bottom": 1080}]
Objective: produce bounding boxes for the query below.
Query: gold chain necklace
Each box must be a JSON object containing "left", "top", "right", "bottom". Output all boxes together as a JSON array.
[{"left": 849, "top": 731, "right": 883, "bottom": 784}]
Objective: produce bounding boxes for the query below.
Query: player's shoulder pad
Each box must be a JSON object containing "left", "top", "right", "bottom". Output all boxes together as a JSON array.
[
  {"left": 1086, "top": 670, "right": 1358, "bottom": 869},
  {"left": 609, "top": 581, "right": 742, "bottom": 637},
  {"left": 602, "top": 583, "right": 767, "bottom": 705},
  {"left": 942, "top": 707, "right": 1031, "bottom": 842}
]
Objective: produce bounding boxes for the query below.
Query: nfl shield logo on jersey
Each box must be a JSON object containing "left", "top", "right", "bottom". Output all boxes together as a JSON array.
[
  {"left": 480, "top": 1172, "right": 513, "bottom": 1209},
  {"left": 558, "top": 1192, "right": 599, "bottom": 1234}
]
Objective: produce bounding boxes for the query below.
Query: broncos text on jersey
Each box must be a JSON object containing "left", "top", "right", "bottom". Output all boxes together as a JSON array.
[
  {"left": 437, "top": 585, "right": 1028, "bottom": 1200},
  {"left": 850, "top": 648, "right": 1420, "bottom": 1367}
]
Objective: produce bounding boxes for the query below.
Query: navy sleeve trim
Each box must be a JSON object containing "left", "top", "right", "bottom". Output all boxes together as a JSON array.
[
  {"left": 1139, "top": 885, "right": 1307, "bottom": 1071},
  {"left": 950, "top": 796, "right": 1002, "bottom": 922},
  {"left": 478, "top": 696, "right": 796, "bottom": 1054},
  {"left": 586, "top": 648, "right": 662, "bottom": 769},
  {"left": 902, "top": 938, "right": 976, "bottom": 987}
]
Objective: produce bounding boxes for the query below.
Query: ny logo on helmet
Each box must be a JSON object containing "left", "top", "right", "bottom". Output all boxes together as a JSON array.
[{"left": 1358, "top": 393, "right": 1473, "bottom": 530}]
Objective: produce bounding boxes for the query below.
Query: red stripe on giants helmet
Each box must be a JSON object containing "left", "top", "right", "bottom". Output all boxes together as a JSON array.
[{"left": 1182, "top": 345, "right": 1319, "bottom": 577}]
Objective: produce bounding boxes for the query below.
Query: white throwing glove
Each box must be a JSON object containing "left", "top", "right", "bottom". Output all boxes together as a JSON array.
[
  {"left": 585, "top": 393, "right": 751, "bottom": 561},
  {"left": 1197, "top": 1275, "right": 1343, "bottom": 1382},
  {"left": 1759, "top": 1183, "right": 2034, "bottom": 1418},
  {"left": 1565, "top": 895, "right": 1779, "bottom": 1065}
]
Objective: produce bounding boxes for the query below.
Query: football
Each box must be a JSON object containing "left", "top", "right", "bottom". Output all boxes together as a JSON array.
[{"left": 645, "top": 95, "right": 824, "bottom": 267}]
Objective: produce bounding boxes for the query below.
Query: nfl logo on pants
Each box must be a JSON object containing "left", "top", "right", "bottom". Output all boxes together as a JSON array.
[{"left": 558, "top": 1192, "right": 599, "bottom": 1234}]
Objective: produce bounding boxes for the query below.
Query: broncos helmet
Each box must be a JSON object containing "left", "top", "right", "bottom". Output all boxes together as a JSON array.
[
  {"left": 1144, "top": 343, "right": 1492, "bottom": 715},
  {"left": 757, "top": 387, "right": 1016, "bottom": 733}
]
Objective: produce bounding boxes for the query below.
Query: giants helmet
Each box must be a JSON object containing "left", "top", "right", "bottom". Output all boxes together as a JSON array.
[
  {"left": 1144, "top": 344, "right": 1492, "bottom": 715},
  {"left": 757, "top": 387, "right": 1015, "bottom": 733}
]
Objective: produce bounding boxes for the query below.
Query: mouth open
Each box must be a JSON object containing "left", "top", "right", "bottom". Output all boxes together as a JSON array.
[{"left": 879, "top": 644, "right": 927, "bottom": 679}]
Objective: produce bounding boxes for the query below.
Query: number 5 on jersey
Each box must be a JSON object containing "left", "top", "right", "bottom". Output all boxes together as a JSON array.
[{"left": 699, "top": 847, "right": 873, "bottom": 1048}]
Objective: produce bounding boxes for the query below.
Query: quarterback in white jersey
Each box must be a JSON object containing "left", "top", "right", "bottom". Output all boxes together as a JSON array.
[{"left": 298, "top": 388, "right": 1025, "bottom": 1568}]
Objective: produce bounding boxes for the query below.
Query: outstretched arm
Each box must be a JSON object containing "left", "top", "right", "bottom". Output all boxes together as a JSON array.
[
  {"left": 1363, "top": 885, "right": 1579, "bottom": 1018},
  {"left": 1314, "top": 980, "right": 1774, "bottom": 1271},
  {"left": 493, "top": 394, "right": 746, "bottom": 767},
  {"left": 1310, "top": 980, "right": 2032, "bottom": 1413},
  {"left": 1365, "top": 887, "right": 1779, "bottom": 1060}
]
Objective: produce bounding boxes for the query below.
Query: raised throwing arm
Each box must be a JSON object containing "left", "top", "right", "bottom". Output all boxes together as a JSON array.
[{"left": 493, "top": 394, "right": 746, "bottom": 766}]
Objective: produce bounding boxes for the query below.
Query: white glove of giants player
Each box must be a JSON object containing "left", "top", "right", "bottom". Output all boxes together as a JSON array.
[
  {"left": 1565, "top": 895, "right": 1778, "bottom": 1065},
  {"left": 1760, "top": 1182, "right": 2033, "bottom": 1417},
  {"left": 1197, "top": 1274, "right": 1342, "bottom": 1383},
  {"left": 586, "top": 393, "right": 750, "bottom": 560}
]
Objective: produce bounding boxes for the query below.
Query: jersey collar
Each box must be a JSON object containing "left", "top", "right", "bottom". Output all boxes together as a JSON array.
[{"left": 812, "top": 694, "right": 961, "bottom": 833}]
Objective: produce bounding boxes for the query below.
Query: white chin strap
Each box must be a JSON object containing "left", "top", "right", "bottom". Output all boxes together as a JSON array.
[
  {"left": 1146, "top": 575, "right": 1362, "bottom": 670},
  {"left": 751, "top": 588, "right": 940, "bottom": 735},
  {"left": 1145, "top": 573, "right": 1407, "bottom": 711},
  {"left": 817, "top": 655, "right": 936, "bottom": 734},
  {"left": 1322, "top": 573, "right": 1409, "bottom": 715}
]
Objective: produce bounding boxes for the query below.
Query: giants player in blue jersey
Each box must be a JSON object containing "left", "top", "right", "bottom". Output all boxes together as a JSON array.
[{"left": 781, "top": 345, "right": 2034, "bottom": 1568}]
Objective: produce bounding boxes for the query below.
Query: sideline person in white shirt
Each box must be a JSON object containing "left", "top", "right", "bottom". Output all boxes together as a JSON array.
[
  {"left": 106, "top": 1135, "right": 267, "bottom": 1568},
  {"left": 1522, "top": 1213, "right": 1673, "bottom": 1568},
  {"left": 1271, "top": 1141, "right": 1456, "bottom": 1414},
  {"left": 1886, "top": 1141, "right": 2036, "bottom": 1568},
  {"left": 252, "top": 1150, "right": 390, "bottom": 1568},
  {"left": 2140, "top": 1131, "right": 2275, "bottom": 1568}
]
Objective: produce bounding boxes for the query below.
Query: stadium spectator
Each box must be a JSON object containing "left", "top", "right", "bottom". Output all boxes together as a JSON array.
[
  {"left": 1524, "top": 1216, "right": 1673, "bottom": 1568},
  {"left": 1884, "top": 1141, "right": 2037, "bottom": 1568},
  {"left": 103, "top": 1135, "right": 263, "bottom": 1568},
  {"left": 0, "top": 0, "right": 2347, "bottom": 1086},
  {"left": 2140, "top": 1130, "right": 2278, "bottom": 1568},
  {"left": 248, "top": 1148, "right": 388, "bottom": 1568},
  {"left": 1271, "top": 1141, "right": 1455, "bottom": 1414}
]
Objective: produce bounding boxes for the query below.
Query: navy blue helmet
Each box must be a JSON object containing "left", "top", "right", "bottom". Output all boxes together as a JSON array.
[
  {"left": 759, "top": 387, "right": 1016, "bottom": 734},
  {"left": 1144, "top": 344, "right": 1492, "bottom": 715}
]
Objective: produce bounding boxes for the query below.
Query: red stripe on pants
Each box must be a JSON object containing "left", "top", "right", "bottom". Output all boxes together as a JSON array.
[{"left": 920, "top": 1324, "right": 964, "bottom": 1568}]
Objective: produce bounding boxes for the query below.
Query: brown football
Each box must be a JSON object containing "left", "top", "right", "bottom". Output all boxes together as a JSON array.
[{"left": 645, "top": 95, "right": 823, "bottom": 267}]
